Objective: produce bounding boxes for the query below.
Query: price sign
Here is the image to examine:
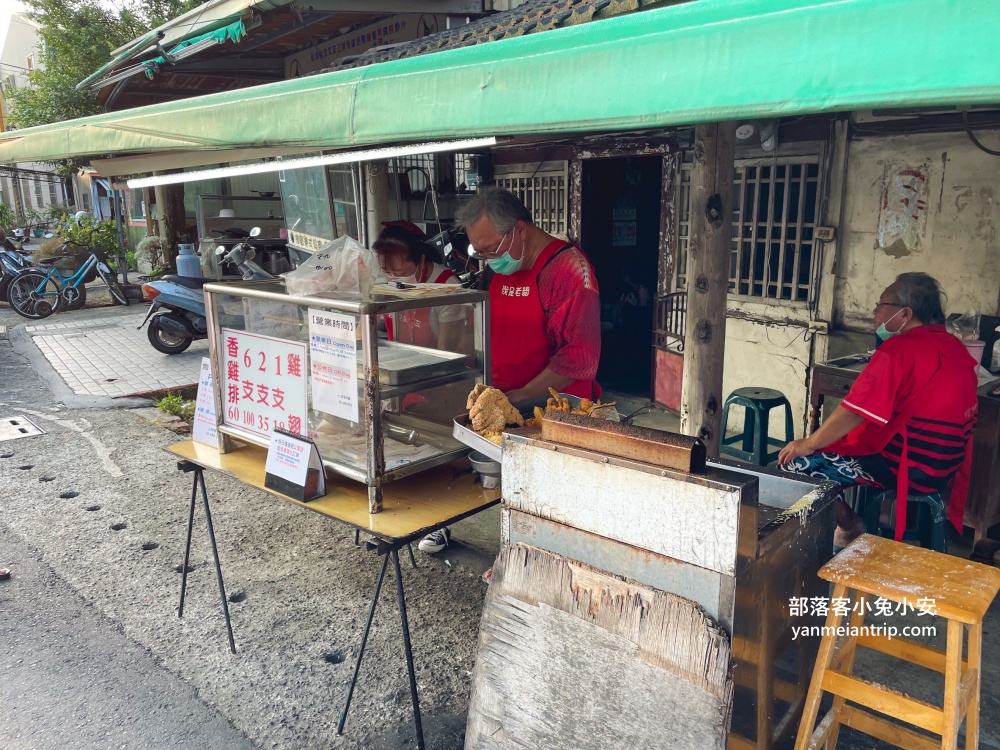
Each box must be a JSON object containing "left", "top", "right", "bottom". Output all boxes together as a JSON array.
[{"left": 220, "top": 329, "right": 309, "bottom": 439}]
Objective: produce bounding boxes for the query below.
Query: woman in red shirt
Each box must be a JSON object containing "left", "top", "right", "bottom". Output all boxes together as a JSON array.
[{"left": 372, "top": 222, "right": 466, "bottom": 352}]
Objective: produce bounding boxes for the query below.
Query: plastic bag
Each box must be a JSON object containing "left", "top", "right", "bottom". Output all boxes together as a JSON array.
[
  {"left": 284, "top": 236, "right": 383, "bottom": 297},
  {"left": 947, "top": 308, "right": 981, "bottom": 342}
]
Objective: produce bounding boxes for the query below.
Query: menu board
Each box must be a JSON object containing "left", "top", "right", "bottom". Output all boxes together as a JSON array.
[{"left": 220, "top": 329, "right": 309, "bottom": 438}]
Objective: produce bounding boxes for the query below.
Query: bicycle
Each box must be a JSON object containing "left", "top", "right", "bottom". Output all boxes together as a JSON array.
[{"left": 6, "top": 229, "right": 129, "bottom": 319}]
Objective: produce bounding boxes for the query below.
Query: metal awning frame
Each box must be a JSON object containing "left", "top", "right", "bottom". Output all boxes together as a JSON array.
[{"left": 4, "top": 0, "right": 1000, "bottom": 169}]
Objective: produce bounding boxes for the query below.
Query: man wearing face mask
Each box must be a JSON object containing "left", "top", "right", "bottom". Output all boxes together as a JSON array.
[
  {"left": 417, "top": 189, "right": 601, "bottom": 555},
  {"left": 778, "top": 272, "right": 979, "bottom": 549},
  {"left": 457, "top": 187, "right": 601, "bottom": 403}
]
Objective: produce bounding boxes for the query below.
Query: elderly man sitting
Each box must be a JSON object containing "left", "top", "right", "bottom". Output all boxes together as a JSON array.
[{"left": 779, "top": 272, "right": 979, "bottom": 548}]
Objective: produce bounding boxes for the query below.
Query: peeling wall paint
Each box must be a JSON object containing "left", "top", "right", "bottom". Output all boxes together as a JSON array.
[
  {"left": 721, "top": 315, "right": 812, "bottom": 439},
  {"left": 835, "top": 131, "right": 1000, "bottom": 329},
  {"left": 876, "top": 162, "right": 930, "bottom": 256}
]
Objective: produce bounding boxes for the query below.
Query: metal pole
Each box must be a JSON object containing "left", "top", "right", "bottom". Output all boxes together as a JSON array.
[
  {"left": 113, "top": 189, "right": 129, "bottom": 284},
  {"left": 338, "top": 552, "right": 390, "bottom": 734},
  {"left": 178, "top": 469, "right": 198, "bottom": 618},
  {"left": 199, "top": 469, "right": 237, "bottom": 654},
  {"left": 393, "top": 549, "right": 425, "bottom": 750}
]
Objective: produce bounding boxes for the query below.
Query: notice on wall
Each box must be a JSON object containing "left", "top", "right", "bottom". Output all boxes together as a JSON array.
[
  {"left": 192, "top": 357, "right": 218, "bottom": 447},
  {"left": 220, "top": 329, "right": 309, "bottom": 439},
  {"left": 308, "top": 309, "right": 359, "bottom": 423},
  {"left": 877, "top": 163, "right": 930, "bottom": 256},
  {"left": 612, "top": 221, "right": 637, "bottom": 246}
]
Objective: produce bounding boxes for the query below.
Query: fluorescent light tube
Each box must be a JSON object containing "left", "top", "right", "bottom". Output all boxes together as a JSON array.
[{"left": 126, "top": 137, "right": 498, "bottom": 188}]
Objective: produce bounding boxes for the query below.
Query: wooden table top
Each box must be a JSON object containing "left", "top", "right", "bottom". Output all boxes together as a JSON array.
[
  {"left": 167, "top": 440, "right": 500, "bottom": 544},
  {"left": 820, "top": 534, "right": 1000, "bottom": 625}
]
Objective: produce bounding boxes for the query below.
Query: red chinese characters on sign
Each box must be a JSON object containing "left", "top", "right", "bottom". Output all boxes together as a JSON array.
[{"left": 220, "top": 330, "right": 308, "bottom": 439}]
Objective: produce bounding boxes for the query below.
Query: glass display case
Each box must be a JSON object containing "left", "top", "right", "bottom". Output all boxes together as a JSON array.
[{"left": 202, "top": 278, "right": 489, "bottom": 513}]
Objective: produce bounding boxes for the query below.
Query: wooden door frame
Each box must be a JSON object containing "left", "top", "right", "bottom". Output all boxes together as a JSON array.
[{"left": 567, "top": 138, "right": 679, "bottom": 401}]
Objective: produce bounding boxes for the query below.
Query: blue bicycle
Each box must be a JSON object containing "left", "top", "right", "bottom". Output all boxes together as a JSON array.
[{"left": 6, "top": 229, "right": 129, "bottom": 319}]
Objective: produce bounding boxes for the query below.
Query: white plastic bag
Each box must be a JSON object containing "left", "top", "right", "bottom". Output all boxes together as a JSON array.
[{"left": 284, "top": 236, "right": 383, "bottom": 297}]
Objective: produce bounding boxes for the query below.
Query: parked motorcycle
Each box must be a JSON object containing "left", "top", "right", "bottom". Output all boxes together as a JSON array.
[
  {"left": 139, "top": 228, "right": 275, "bottom": 354},
  {"left": 0, "top": 239, "right": 32, "bottom": 301}
]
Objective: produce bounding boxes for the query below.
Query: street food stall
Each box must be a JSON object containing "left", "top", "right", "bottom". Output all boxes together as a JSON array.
[
  {"left": 201, "top": 278, "right": 488, "bottom": 512},
  {"left": 461, "top": 412, "right": 839, "bottom": 750}
]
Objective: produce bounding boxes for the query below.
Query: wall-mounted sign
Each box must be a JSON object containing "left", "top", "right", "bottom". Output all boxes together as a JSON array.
[
  {"left": 284, "top": 14, "right": 446, "bottom": 77},
  {"left": 611, "top": 197, "right": 635, "bottom": 221},
  {"left": 612, "top": 222, "right": 637, "bottom": 247},
  {"left": 221, "top": 329, "right": 309, "bottom": 439}
]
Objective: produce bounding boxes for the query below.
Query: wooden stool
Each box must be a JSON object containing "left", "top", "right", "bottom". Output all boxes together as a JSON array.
[{"left": 795, "top": 534, "right": 1000, "bottom": 750}]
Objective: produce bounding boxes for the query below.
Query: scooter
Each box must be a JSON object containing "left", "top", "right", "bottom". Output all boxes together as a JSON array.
[
  {"left": 139, "top": 228, "right": 274, "bottom": 354},
  {"left": 0, "top": 239, "right": 32, "bottom": 301}
]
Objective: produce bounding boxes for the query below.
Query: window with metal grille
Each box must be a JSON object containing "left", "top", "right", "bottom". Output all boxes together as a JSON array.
[
  {"left": 389, "top": 154, "right": 435, "bottom": 195},
  {"left": 493, "top": 164, "right": 568, "bottom": 238},
  {"left": 33, "top": 179, "right": 43, "bottom": 208},
  {"left": 47, "top": 181, "right": 57, "bottom": 205},
  {"left": 675, "top": 155, "right": 821, "bottom": 302}
]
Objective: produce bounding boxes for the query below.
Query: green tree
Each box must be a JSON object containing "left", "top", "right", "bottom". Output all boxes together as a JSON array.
[{"left": 5, "top": 0, "right": 198, "bottom": 173}]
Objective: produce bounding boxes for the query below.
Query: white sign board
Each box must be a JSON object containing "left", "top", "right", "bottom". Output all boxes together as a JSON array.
[
  {"left": 308, "top": 308, "right": 359, "bottom": 423},
  {"left": 612, "top": 221, "right": 637, "bottom": 246},
  {"left": 220, "top": 329, "right": 309, "bottom": 438},
  {"left": 192, "top": 357, "right": 218, "bottom": 446},
  {"left": 264, "top": 429, "right": 326, "bottom": 502}
]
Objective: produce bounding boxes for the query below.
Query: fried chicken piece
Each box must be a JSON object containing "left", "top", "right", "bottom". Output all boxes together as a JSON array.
[
  {"left": 469, "top": 386, "right": 523, "bottom": 433},
  {"left": 467, "top": 383, "right": 489, "bottom": 410},
  {"left": 470, "top": 387, "right": 508, "bottom": 433}
]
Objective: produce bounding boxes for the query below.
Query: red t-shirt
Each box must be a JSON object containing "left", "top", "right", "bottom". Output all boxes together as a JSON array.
[
  {"left": 828, "top": 324, "right": 978, "bottom": 535},
  {"left": 489, "top": 240, "right": 601, "bottom": 398}
]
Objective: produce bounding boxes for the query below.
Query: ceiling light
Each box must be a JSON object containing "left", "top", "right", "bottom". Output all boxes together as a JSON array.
[{"left": 126, "top": 137, "right": 498, "bottom": 188}]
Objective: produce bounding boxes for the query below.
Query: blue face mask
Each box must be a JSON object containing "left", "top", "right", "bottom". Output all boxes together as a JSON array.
[
  {"left": 875, "top": 308, "right": 904, "bottom": 341},
  {"left": 486, "top": 233, "right": 524, "bottom": 275}
]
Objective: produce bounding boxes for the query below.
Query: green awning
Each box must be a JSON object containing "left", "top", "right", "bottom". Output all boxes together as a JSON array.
[
  {"left": 75, "top": 31, "right": 161, "bottom": 91},
  {"left": 3, "top": 0, "right": 999, "bottom": 165},
  {"left": 144, "top": 19, "right": 247, "bottom": 74}
]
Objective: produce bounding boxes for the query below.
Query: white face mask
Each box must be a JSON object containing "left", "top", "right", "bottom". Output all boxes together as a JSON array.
[{"left": 388, "top": 272, "right": 418, "bottom": 284}]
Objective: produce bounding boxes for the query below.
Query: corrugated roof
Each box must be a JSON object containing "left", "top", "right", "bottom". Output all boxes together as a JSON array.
[{"left": 327, "top": 0, "right": 673, "bottom": 72}]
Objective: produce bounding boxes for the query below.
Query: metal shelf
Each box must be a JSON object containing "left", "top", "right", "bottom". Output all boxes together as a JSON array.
[{"left": 379, "top": 368, "right": 480, "bottom": 400}]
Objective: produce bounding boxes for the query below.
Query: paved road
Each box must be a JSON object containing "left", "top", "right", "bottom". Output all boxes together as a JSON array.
[{"left": 0, "top": 525, "right": 258, "bottom": 750}]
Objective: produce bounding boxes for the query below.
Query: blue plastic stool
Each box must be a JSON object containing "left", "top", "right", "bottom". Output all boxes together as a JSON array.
[
  {"left": 720, "top": 387, "right": 794, "bottom": 466},
  {"left": 862, "top": 490, "right": 947, "bottom": 553}
]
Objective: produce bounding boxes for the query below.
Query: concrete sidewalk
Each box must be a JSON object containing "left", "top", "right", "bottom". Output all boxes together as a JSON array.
[{"left": 5, "top": 306, "right": 205, "bottom": 405}]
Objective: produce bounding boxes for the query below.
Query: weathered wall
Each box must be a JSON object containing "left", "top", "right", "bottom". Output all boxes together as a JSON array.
[
  {"left": 835, "top": 130, "right": 1000, "bottom": 329},
  {"left": 721, "top": 313, "right": 813, "bottom": 441}
]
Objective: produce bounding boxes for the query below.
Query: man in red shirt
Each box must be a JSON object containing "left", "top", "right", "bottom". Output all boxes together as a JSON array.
[
  {"left": 459, "top": 187, "right": 602, "bottom": 401},
  {"left": 418, "top": 188, "right": 602, "bottom": 553},
  {"left": 779, "top": 272, "right": 978, "bottom": 548}
]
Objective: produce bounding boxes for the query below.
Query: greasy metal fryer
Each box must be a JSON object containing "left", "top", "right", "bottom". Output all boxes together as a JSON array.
[{"left": 501, "top": 422, "right": 839, "bottom": 750}]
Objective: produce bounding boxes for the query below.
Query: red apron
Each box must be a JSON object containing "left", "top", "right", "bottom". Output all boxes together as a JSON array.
[
  {"left": 385, "top": 264, "right": 458, "bottom": 348},
  {"left": 490, "top": 240, "right": 598, "bottom": 400}
]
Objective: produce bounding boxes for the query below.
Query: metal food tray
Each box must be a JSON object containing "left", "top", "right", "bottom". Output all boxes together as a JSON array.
[
  {"left": 367, "top": 341, "right": 467, "bottom": 385},
  {"left": 452, "top": 393, "right": 619, "bottom": 463},
  {"left": 453, "top": 414, "right": 503, "bottom": 462}
]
